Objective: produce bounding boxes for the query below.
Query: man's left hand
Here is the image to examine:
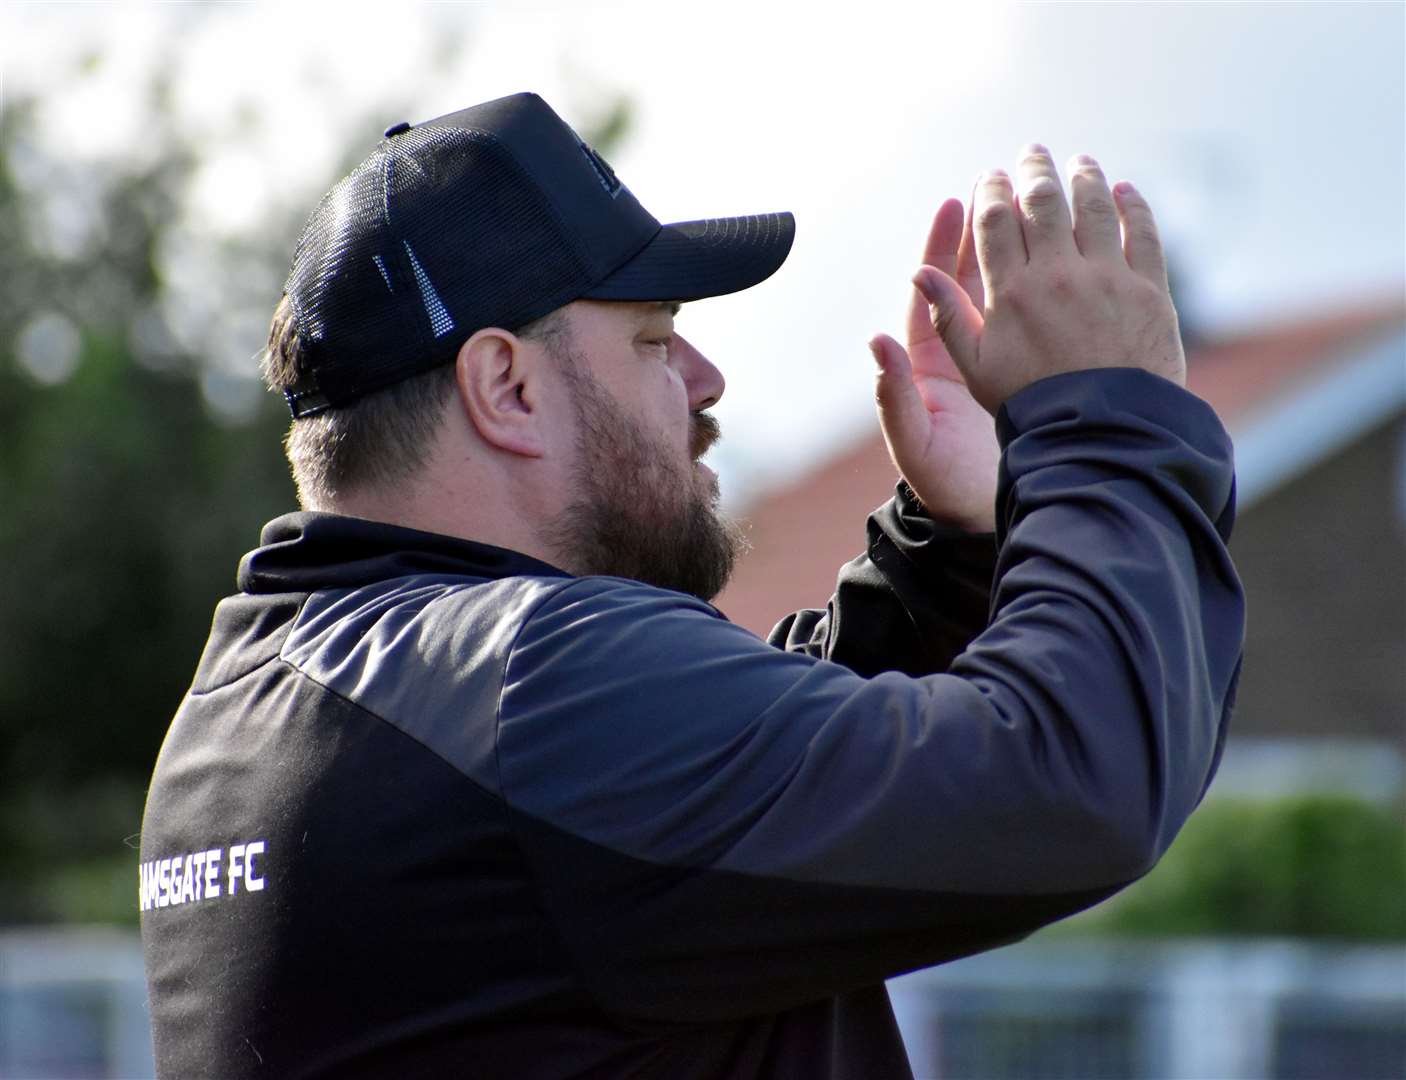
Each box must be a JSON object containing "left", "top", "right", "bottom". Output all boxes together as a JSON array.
[{"left": 870, "top": 196, "right": 999, "bottom": 533}]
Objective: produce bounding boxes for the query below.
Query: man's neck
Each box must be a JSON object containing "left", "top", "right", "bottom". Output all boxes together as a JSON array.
[{"left": 315, "top": 486, "right": 571, "bottom": 577}]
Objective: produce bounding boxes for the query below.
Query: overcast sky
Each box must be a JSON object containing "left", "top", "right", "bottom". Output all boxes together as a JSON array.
[{"left": 6, "top": 0, "right": 1404, "bottom": 502}]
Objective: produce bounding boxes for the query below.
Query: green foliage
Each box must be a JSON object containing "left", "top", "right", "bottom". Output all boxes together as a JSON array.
[
  {"left": 1078, "top": 796, "right": 1406, "bottom": 941},
  {"left": 1, "top": 67, "right": 636, "bottom": 925},
  {"left": 581, "top": 96, "right": 634, "bottom": 158},
  {"left": 0, "top": 91, "right": 297, "bottom": 923}
]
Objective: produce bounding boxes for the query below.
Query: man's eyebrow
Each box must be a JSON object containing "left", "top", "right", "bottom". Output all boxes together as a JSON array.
[{"left": 646, "top": 301, "right": 682, "bottom": 317}]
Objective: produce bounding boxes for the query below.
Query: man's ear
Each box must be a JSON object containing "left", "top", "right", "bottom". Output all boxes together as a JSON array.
[{"left": 453, "top": 328, "right": 547, "bottom": 458}]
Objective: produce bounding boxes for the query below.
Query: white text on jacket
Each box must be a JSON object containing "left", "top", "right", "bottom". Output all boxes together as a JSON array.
[{"left": 138, "top": 841, "right": 266, "bottom": 912}]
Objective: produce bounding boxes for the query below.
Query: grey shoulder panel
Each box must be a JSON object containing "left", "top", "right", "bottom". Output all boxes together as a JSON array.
[{"left": 281, "top": 573, "right": 572, "bottom": 792}]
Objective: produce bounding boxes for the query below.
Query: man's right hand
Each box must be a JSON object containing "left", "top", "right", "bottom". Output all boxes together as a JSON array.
[{"left": 912, "top": 145, "right": 1186, "bottom": 415}]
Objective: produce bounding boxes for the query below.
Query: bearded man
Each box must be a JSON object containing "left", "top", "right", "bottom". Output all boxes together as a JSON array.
[{"left": 139, "top": 92, "right": 1244, "bottom": 1079}]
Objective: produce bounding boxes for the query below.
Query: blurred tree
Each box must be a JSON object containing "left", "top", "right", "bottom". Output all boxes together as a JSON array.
[
  {"left": 1065, "top": 795, "right": 1406, "bottom": 941},
  {"left": 0, "top": 56, "right": 634, "bottom": 923},
  {"left": 0, "top": 85, "right": 299, "bottom": 923}
]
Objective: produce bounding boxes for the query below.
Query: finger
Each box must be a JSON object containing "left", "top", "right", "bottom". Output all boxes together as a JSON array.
[
  {"left": 912, "top": 265, "right": 984, "bottom": 376},
  {"left": 1014, "top": 143, "right": 1076, "bottom": 259},
  {"left": 870, "top": 333, "right": 933, "bottom": 463},
  {"left": 972, "top": 169, "right": 1025, "bottom": 296},
  {"left": 920, "top": 198, "right": 965, "bottom": 276},
  {"left": 955, "top": 178, "right": 985, "bottom": 310},
  {"left": 907, "top": 199, "right": 966, "bottom": 345},
  {"left": 1113, "top": 180, "right": 1169, "bottom": 285},
  {"left": 1068, "top": 154, "right": 1121, "bottom": 262}
]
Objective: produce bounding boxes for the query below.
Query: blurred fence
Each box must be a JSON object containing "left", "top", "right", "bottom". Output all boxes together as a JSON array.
[
  {"left": 890, "top": 937, "right": 1406, "bottom": 1080},
  {"left": 0, "top": 929, "right": 151, "bottom": 1079},
  {"left": 1, "top": 928, "right": 1402, "bottom": 1078}
]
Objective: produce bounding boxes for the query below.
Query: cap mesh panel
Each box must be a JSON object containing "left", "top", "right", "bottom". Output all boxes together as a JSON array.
[{"left": 283, "top": 128, "right": 594, "bottom": 408}]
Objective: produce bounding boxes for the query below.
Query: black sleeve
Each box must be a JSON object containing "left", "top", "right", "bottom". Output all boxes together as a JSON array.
[
  {"left": 766, "top": 481, "right": 997, "bottom": 677},
  {"left": 496, "top": 368, "right": 1246, "bottom": 1023}
]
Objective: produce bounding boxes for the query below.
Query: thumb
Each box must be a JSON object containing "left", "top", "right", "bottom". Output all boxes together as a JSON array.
[
  {"left": 869, "top": 333, "right": 931, "bottom": 466},
  {"left": 913, "top": 264, "right": 982, "bottom": 375}
]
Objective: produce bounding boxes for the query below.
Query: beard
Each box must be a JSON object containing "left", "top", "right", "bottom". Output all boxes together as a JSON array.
[{"left": 542, "top": 357, "right": 746, "bottom": 603}]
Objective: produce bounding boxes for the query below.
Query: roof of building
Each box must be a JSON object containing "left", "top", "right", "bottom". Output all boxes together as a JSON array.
[{"left": 717, "top": 297, "right": 1405, "bottom": 636}]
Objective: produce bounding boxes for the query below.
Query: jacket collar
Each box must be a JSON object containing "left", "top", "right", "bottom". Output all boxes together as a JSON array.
[{"left": 237, "top": 512, "right": 573, "bottom": 594}]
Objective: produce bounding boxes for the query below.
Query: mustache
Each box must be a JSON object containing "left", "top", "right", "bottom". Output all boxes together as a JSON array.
[{"left": 690, "top": 411, "right": 721, "bottom": 459}]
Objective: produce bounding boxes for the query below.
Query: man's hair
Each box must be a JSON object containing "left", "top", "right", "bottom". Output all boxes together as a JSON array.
[{"left": 260, "top": 296, "right": 568, "bottom": 508}]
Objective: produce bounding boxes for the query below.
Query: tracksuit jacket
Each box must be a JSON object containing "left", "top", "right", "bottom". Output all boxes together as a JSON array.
[{"left": 139, "top": 368, "right": 1245, "bottom": 1078}]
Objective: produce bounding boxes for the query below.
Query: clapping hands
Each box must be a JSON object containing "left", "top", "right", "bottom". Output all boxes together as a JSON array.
[{"left": 871, "top": 145, "right": 1184, "bottom": 532}]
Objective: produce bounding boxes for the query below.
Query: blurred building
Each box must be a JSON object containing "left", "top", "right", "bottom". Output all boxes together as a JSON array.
[
  {"left": 718, "top": 298, "right": 1406, "bottom": 757},
  {"left": 711, "top": 297, "right": 1406, "bottom": 1077}
]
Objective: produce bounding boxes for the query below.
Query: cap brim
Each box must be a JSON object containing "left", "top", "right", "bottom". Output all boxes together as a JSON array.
[{"left": 582, "top": 211, "right": 794, "bottom": 303}]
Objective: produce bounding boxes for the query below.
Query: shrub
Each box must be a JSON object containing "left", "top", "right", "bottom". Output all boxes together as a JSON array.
[{"left": 1080, "top": 795, "right": 1406, "bottom": 940}]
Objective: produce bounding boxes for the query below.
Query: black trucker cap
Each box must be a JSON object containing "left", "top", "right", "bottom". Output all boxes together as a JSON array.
[{"left": 280, "top": 92, "right": 795, "bottom": 417}]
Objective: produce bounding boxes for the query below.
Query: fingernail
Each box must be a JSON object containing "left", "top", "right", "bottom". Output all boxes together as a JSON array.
[
  {"left": 1113, "top": 180, "right": 1136, "bottom": 197},
  {"left": 911, "top": 268, "right": 937, "bottom": 299},
  {"left": 1022, "top": 142, "right": 1050, "bottom": 157},
  {"left": 1075, "top": 154, "right": 1100, "bottom": 168}
]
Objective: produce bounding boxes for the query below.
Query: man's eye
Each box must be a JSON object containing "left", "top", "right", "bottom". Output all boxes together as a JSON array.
[{"left": 643, "top": 338, "right": 671, "bottom": 353}]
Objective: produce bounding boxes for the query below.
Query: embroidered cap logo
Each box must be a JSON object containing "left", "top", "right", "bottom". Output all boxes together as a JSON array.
[{"left": 579, "top": 140, "right": 626, "bottom": 199}]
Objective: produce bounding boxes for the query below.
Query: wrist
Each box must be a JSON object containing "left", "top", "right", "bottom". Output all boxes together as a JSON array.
[{"left": 897, "top": 479, "right": 996, "bottom": 535}]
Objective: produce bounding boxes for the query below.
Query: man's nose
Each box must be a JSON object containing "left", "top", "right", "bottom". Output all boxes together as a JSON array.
[{"left": 672, "top": 333, "right": 725, "bottom": 411}]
